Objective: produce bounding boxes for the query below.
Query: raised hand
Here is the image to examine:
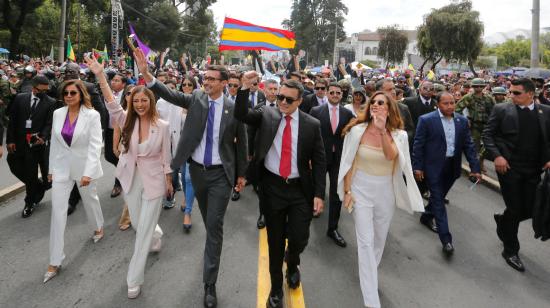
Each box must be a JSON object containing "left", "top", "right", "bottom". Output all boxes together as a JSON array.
[
  {"left": 84, "top": 55, "right": 104, "bottom": 76},
  {"left": 241, "top": 71, "right": 259, "bottom": 89},
  {"left": 373, "top": 110, "right": 387, "bottom": 132},
  {"left": 133, "top": 48, "right": 148, "bottom": 75}
]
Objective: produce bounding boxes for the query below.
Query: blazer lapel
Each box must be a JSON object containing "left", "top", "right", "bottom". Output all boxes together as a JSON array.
[
  {"left": 322, "top": 104, "right": 332, "bottom": 135},
  {"left": 219, "top": 97, "right": 231, "bottom": 143},
  {"left": 536, "top": 104, "right": 549, "bottom": 144},
  {"left": 131, "top": 117, "right": 139, "bottom": 156},
  {"left": 297, "top": 111, "right": 306, "bottom": 164},
  {"left": 453, "top": 113, "right": 462, "bottom": 149},
  {"left": 270, "top": 109, "right": 282, "bottom": 142},
  {"left": 70, "top": 106, "right": 87, "bottom": 145}
]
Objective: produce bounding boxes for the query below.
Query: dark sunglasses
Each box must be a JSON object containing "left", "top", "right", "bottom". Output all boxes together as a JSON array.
[
  {"left": 371, "top": 99, "right": 386, "bottom": 106},
  {"left": 252, "top": 82, "right": 258, "bottom": 86},
  {"left": 182, "top": 83, "right": 194, "bottom": 87},
  {"left": 422, "top": 87, "right": 434, "bottom": 91},
  {"left": 63, "top": 90, "right": 79, "bottom": 97},
  {"left": 276, "top": 94, "right": 298, "bottom": 104},
  {"left": 228, "top": 83, "right": 239, "bottom": 88},
  {"left": 511, "top": 91, "right": 524, "bottom": 96},
  {"left": 315, "top": 87, "right": 326, "bottom": 90},
  {"left": 329, "top": 91, "right": 342, "bottom": 95}
]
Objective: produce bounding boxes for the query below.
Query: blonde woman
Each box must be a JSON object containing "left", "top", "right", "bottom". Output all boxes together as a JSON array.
[
  {"left": 338, "top": 91, "right": 424, "bottom": 308},
  {"left": 86, "top": 56, "right": 172, "bottom": 299}
]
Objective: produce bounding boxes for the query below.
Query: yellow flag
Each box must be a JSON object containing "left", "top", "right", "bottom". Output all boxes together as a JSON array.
[
  {"left": 427, "top": 70, "right": 435, "bottom": 80},
  {"left": 67, "top": 36, "right": 76, "bottom": 61},
  {"left": 408, "top": 64, "right": 415, "bottom": 71}
]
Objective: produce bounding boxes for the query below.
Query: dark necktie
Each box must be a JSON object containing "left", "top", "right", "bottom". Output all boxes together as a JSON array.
[
  {"left": 31, "top": 97, "right": 38, "bottom": 114},
  {"left": 270, "top": 103, "right": 275, "bottom": 107},
  {"left": 204, "top": 100, "right": 216, "bottom": 166},
  {"left": 250, "top": 92, "right": 255, "bottom": 109}
]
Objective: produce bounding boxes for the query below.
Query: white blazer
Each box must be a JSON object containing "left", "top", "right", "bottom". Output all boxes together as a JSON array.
[
  {"left": 49, "top": 106, "right": 103, "bottom": 182},
  {"left": 337, "top": 123, "right": 424, "bottom": 214}
]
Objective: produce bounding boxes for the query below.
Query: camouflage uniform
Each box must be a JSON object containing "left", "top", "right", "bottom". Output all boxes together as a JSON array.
[
  {"left": 456, "top": 92, "right": 495, "bottom": 163},
  {"left": 0, "top": 78, "right": 11, "bottom": 127}
]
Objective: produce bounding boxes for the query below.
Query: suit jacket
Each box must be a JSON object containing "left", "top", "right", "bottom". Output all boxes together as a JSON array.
[
  {"left": 398, "top": 102, "right": 415, "bottom": 146},
  {"left": 59, "top": 80, "right": 107, "bottom": 129},
  {"left": 150, "top": 80, "right": 248, "bottom": 185},
  {"left": 234, "top": 88, "right": 326, "bottom": 202},
  {"left": 309, "top": 103, "right": 355, "bottom": 166},
  {"left": 412, "top": 111, "right": 481, "bottom": 183},
  {"left": 6, "top": 92, "right": 56, "bottom": 154},
  {"left": 247, "top": 102, "right": 265, "bottom": 156},
  {"left": 337, "top": 123, "right": 424, "bottom": 214},
  {"left": 403, "top": 96, "right": 437, "bottom": 127},
  {"left": 483, "top": 102, "right": 550, "bottom": 165},
  {"left": 299, "top": 93, "right": 324, "bottom": 114},
  {"left": 49, "top": 106, "right": 103, "bottom": 182},
  {"left": 106, "top": 99, "right": 172, "bottom": 200}
]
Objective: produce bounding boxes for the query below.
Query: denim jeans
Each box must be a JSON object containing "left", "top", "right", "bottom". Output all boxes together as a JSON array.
[{"left": 180, "top": 162, "right": 195, "bottom": 214}]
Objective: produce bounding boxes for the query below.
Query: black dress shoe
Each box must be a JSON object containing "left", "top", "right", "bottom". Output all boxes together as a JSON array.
[
  {"left": 204, "top": 283, "right": 217, "bottom": 308},
  {"left": 231, "top": 190, "right": 240, "bottom": 201},
  {"left": 266, "top": 289, "right": 284, "bottom": 308},
  {"left": 22, "top": 204, "right": 35, "bottom": 218},
  {"left": 327, "top": 230, "right": 347, "bottom": 247},
  {"left": 420, "top": 218, "right": 438, "bottom": 233},
  {"left": 286, "top": 267, "right": 301, "bottom": 289},
  {"left": 67, "top": 203, "right": 77, "bottom": 216},
  {"left": 444, "top": 198, "right": 450, "bottom": 204},
  {"left": 442, "top": 243, "right": 454, "bottom": 256},
  {"left": 502, "top": 252, "right": 525, "bottom": 272},
  {"left": 34, "top": 187, "right": 46, "bottom": 205},
  {"left": 110, "top": 185, "right": 122, "bottom": 198},
  {"left": 494, "top": 214, "right": 504, "bottom": 241},
  {"left": 257, "top": 214, "right": 265, "bottom": 229}
]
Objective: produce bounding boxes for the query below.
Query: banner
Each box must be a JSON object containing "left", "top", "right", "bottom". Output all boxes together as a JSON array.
[{"left": 219, "top": 17, "right": 296, "bottom": 51}]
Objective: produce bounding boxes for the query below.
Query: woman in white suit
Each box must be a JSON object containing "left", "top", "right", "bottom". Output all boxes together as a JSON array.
[
  {"left": 338, "top": 91, "right": 424, "bottom": 308},
  {"left": 44, "top": 80, "right": 104, "bottom": 283}
]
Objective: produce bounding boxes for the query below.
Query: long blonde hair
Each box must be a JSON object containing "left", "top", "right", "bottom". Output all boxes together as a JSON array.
[{"left": 342, "top": 91, "right": 403, "bottom": 136}]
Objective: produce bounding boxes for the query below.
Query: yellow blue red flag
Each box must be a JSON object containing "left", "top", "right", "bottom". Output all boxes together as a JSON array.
[{"left": 219, "top": 17, "right": 296, "bottom": 51}]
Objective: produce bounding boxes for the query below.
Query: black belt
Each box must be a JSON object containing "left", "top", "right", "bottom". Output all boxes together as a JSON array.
[
  {"left": 264, "top": 168, "right": 300, "bottom": 184},
  {"left": 190, "top": 160, "right": 224, "bottom": 170}
]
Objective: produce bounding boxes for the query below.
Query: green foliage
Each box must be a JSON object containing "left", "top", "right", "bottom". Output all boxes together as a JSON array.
[
  {"left": 130, "top": 1, "right": 182, "bottom": 50},
  {"left": 0, "top": 0, "right": 46, "bottom": 55},
  {"left": 360, "top": 59, "right": 379, "bottom": 68},
  {"left": 376, "top": 25, "right": 408, "bottom": 66},
  {"left": 284, "top": 0, "right": 348, "bottom": 64},
  {"left": 482, "top": 36, "right": 550, "bottom": 69}
]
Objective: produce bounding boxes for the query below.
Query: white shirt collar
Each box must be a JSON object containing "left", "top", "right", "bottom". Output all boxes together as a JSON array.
[
  {"left": 208, "top": 94, "right": 224, "bottom": 105},
  {"left": 438, "top": 109, "right": 453, "bottom": 119},
  {"left": 31, "top": 92, "right": 39, "bottom": 102},
  {"left": 328, "top": 103, "right": 339, "bottom": 110},
  {"left": 267, "top": 100, "right": 276, "bottom": 106},
  {"left": 284, "top": 107, "right": 300, "bottom": 120},
  {"left": 517, "top": 102, "right": 535, "bottom": 110}
]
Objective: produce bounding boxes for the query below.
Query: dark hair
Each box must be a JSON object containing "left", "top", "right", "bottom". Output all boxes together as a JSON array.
[
  {"left": 328, "top": 82, "right": 342, "bottom": 91},
  {"left": 342, "top": 91, "right": 403, "bottom": 135},
  {"left": 264, "top": 79, "right": 279, "bottom": 87},
  {"left": 289, "top": 71, "right": 302, "bottom": 79},
  {"left": 207, "top": 65, "right": 229, "bottom": 81},
  {"left": 59, "top": 79, "right": 93, "bottom": 109},
  {"left": 157, "top": 72, "right": 168, "bottom": 78},
  {"left": 314, "top": 78, "right": 329, "bottom": 87},
  {"left": 165, "top": 79, "right": 177, "bottom": 87},
  {"left": 435, "top": 91, "right": 455, "bottom": 103},
  {"left": 375, "top": 79, "right": 393, "bottom": 91},
  {"left": 114, "top": 73, "right": 128, "bottom": 85},
  {"left": 32, "top": 75, "right": 50, "bottom": 86},
  {"left": 180, "top": 75, "right": 197, "bottom": 93},
  {"left": 395, "top": 88, "right": 404, "bottom": 97},
  {"left": 511, "top": 78, "right": 536, "bottom": 93},
  {"left": 229, "top": 72, "right": 241, "bottom": 80},
  {"left": 281, "top": 79, "right": 304, "bottom": 97}
]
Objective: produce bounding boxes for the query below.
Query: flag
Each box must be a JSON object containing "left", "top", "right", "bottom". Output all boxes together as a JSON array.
[
  {"left": 427, "top": 70, "right": 435, "bottom": 80},
  {"left": 66, "top": 36, "right": 75, "bottom": 61},
  {"left": 219, "top": 17, "right": 296, "bottom": 51},
  {"left": 408, "top": 64, "right": 415, "bottom": 71},
  {"left": 49, "top": 45, "right": 54, "bottom": 60},
  {"left": 103, "top": 45, "right": 109, "bottom": 63},
  {"left": 92, "top": 47, "right": 108, "bottom": 64},
  {"left": 128, "top": 24, "right": 156, "bottom": 63}
]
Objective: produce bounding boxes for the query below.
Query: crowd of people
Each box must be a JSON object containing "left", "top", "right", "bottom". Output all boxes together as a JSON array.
[{"left": 0, "top": 51, "right": 550, "bottom": 308}]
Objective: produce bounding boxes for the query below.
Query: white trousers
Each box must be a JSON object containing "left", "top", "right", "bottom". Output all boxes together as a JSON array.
[
  {"left": 49, "top": 179, "right": 104, "bottom": 266},
  {"left": 124, "top": 169, "right": 163, "bottom": 287},
  {"left": 352, "top": 170, "right": 395, "bottom": 308}
]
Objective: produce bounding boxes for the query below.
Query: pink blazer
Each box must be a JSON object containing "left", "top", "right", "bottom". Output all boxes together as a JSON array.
[{"left": 106, "top": 101, "right": 172, "bottom": 200}]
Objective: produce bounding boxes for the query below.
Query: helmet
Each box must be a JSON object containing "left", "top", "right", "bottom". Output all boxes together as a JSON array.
[
  {"left": 492, "top": 87, "right": 507, "bottom": 95},
  {"left": 24, "top": 65, "right": 35, "bottom": 75},
  {"left": 471, "top": 78, "right": 486, "bottom": 86}
]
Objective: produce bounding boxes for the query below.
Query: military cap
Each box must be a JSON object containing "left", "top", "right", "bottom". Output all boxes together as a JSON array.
[
  {"left": 471, "top": 78, "right": 486, "bottom": 86},
  {"left": 491, "top": 87, "right": 507, "bottom": 95}
]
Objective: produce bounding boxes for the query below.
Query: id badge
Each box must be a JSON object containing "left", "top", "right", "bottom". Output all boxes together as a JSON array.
[{"left": 26, "top": 119, "right": 32, "bottom": 129}]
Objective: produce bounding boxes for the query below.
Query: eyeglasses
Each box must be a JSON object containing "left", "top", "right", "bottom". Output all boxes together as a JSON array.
[
  {"left": 203, "top": 76, "right": 220, "bottom": 82},
  {"left": 228, "top": 83, "right": 239, "bottom": 88},
  {"left": 252, "top": 83, "right": 258, "bottom": 87},
  {"left": 63, "top": 90, "right": 79, "bottom": 97},
  {"left": 371, "top": 99, "right": 386, "bottom": 106},
  {"left": 315, "top": 87, "right": 326, "bottom": 90},
  {"left": 276, "top": 94, "right": 298, "bottom": 104},
  {"left": 182, "top": 83, "right": 193, "bottom": 87},
  {"left": 329, "top": 91, "right": 342, "bottom": 95},
  {"left": 511, "top": 91, "right": 524, "bottom": 96},
  {"left": 422, "top": 87, "right": 434, "bottom": 91}
]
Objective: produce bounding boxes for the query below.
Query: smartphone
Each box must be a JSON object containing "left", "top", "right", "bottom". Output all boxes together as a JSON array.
[{"left": 127, "top": 35, "right": 138, "bottom": 53}]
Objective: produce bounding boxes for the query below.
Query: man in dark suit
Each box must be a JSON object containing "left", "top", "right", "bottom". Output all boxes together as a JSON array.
[
  {"left": 376, "top": 79, "right": 415, "bottom": 145},
  {"left": 483, "top": 78, "right": 550, "bottom": 272},
  {"left": 135, "top": 49, "right": 248, "bottom": 308},
  {"left": 235, "top": 75, "right": 326, "bottom": 308},
  {"left": 63, "top": 63, "right": 108, "bottom": 215},
  {"left": 413, "top": 92, "right": 481, "bottom": 256},
  {"left": 299, "top": 78, "right": 328, "bottom": 114},
  {"left": 6, "top": 75, "right": 56, "bottom": 218},
  {"left": 310, "top": 82, "right": 355, "bottom": 247}
]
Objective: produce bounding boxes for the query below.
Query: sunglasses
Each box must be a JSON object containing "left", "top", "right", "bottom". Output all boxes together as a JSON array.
[
  {"left": 63, "top": 90, "right": 79, "bottom": 97},
  {"left": 315, "top": 87, "right": 326, "bottom": 90},
  {"left": 371, "top": 99, "right": 386, "bottom": 106},
  {"left": 252, "top": 82, "right": 258, "bottom": 86},
  {"left": 276, "top": 94, "right": 298, "bottom": 104},
  {"left": 511, "top": 91, "right": 524, "bottom": 96},
  {"left": 182, "top": 83, "right": 193, "bottom": 87},
  {"left": 329, "top": 91, "right": 342, "bottom": 95},
  {"left": 228, "top": 83, "right": 239, "bottom": 88},
  {"left": 203, "top": 76, "right": 220, "bottom": 82},
  {"left": 422, "top": 87, "right": 434, "bottom": 91}
]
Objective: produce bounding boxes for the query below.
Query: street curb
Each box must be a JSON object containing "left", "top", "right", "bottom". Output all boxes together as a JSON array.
[
  {"left": 0, "top": 181, "right": 25, "bottom": 203},
  {"left": 461, "top": 163, "right": 501, "bottom": 193}
]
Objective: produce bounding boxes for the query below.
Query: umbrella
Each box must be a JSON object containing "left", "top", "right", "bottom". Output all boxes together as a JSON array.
[
  {"left": 309, "top": 66, "right": 323, "bottom": 73},
  {"left": 0, "top": 48, "right": 9, "bottom": 53},
  {"left": 522, "top": 68, "right": 550, "bottom": 79}
]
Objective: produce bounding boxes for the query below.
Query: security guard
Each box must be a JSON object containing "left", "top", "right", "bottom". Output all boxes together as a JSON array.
[{"left": 456, "top": 78, "right": 495, "bottom": 172}]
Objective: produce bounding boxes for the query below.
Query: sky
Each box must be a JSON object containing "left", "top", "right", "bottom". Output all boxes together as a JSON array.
[{"left": 210, "top": 0, "right": 549, "bottom": 38}]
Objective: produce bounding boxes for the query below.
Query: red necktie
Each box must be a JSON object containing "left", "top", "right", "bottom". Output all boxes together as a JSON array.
[{"left": 279, "top": 115, "right": 292, "bottom": 179}]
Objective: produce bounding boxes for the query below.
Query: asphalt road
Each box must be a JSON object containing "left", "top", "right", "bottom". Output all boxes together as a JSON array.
[{"left": 0, "top": 162, "right": 549, "bottom": 308}]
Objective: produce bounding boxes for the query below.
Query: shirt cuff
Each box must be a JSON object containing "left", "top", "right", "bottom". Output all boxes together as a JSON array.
[{"left": 146, "top": 78, "right": 157, "bottom": 88}]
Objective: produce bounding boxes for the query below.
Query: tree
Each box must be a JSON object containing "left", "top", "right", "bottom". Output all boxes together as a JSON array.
[
  {"left": 416, "top": 23, "right": 441, "bottom": 74},
  {"left": 0, "top": 0, "right": 45, "bottom": 56},
  {"left": 417, "top": 0, "right": 484, "bottom": 76},
  {"left": 377, "top": 25, "right": 408, "bottom": 68}
]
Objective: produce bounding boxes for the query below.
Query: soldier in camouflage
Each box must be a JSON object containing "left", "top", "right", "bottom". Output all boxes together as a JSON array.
[
  {"left": 491, "top": 87, "right": 510, "bottom": 104},
  {"left": 456, "top": 78, "right": 495, "bottom": 172},
  {"left": 0, "top": 70, "right": 11, "bottom": 128}
]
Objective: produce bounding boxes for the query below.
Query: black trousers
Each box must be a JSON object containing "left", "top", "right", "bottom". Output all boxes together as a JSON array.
[
  {"left": 104, "top": 127, "right": 121, "bottom": 188},
  {"left": 327, "top": 158, "right": 342, "bottom": 232},
  {"left": 497, "top": 166, "right": 541, "bottom": 255},
  {"left": 261, "top": 169, "right": 312, "bottom": 291},
  {"left": 7, "top": 144, "right": 48, "bottom": 205}
]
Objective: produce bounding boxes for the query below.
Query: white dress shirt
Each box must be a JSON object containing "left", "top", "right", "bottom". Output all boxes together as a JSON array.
[
  {"left": 420, "top": 95, "right": 432, "bottom": 106},
  {"left": 317, "top": 95, "right": 328, "bottom": 106},
  {"left": 518, "top": 102, "right": 535, "bottom": 110},
  {"left": 264, "top": 108, "right": 300, "bottom": 178},
  {"left": 191, "top": 94, "right": 223, "bottom": 165},
  {"left": 109, "top": 89, "right": 124, "bottom": 128},
  {"left": 156, "top": 98, "right": 184, "bottom": 157}
]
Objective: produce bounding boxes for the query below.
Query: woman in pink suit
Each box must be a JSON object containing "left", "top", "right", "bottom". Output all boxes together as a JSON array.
[{"left": 85, "top": 56, "right": 173, "bottom": 299}]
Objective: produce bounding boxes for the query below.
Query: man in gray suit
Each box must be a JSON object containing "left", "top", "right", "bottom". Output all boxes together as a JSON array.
[{"left": 135, "top": 49, "right": 248, "bottom": 308}]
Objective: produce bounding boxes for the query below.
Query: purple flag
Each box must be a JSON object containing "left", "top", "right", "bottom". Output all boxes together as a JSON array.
[{"left": 128, "top": 24, "right": 151, "bottom": 57}]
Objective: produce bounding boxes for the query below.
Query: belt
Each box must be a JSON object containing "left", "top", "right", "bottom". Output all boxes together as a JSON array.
[
  {"left": 190, "top": 160, "right": 224, "bottom": 170},
  {"left": 265, "top": 169, "right": 300, "bottom": 184}
]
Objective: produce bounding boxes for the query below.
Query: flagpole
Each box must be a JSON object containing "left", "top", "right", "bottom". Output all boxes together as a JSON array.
[{"left": 58, "top": 0, "right": 67, "bottom": 63}]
